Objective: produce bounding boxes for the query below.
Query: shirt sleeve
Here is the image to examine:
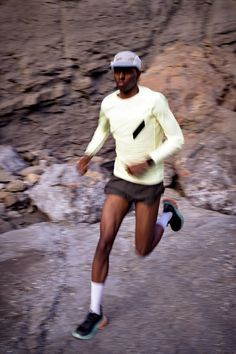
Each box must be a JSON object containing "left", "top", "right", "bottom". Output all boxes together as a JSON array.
[
  {"left": 85, "top": 105, "right": 110, "bottom": 156},
  {"left": 149, "top": 94, "right": 184, "bottom": 164}
]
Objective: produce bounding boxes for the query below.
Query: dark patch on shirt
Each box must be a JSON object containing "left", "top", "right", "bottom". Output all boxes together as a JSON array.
[{"left": 133, "top": 120, "right": 145, "bottom": 139}]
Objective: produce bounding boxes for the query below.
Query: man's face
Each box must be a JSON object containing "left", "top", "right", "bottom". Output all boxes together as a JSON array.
[{"left": 113, "top": 67, "right": 140, "bottom": 93}]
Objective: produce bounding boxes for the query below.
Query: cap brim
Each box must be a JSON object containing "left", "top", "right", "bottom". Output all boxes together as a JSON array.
[{"left": 111, "top": 61, "right": 140, "bottom": 69}]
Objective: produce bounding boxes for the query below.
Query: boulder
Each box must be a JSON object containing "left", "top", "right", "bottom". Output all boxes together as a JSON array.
[
  {"left": 6, "top": 180, "right": 27, "bottom": 193},
  {"left": 0, "top": 169, "right": 15, "bottom": 183},
  {"left": 5, "top": 195, "right": 18, "bottom": 208},
  {"left": 7, "top": 210, "right": 21, "bottom": 218},
  {"left": 0, "top": 146, "right": 28, "bottom": 173},
  {"left": 28, "top": 162, "right": 109, "bottom": 223},
  {"left": 0, "top": 192, "right": 18, "bottom": 207},
  {"left": 0, "top": 191, "right": 12, "bottom": 202},
  {"left": 24, "top": 173, "right": 40, "bottom": 185},
  {"left": 176, "top": 133, "right": 236, "bottom": 215},
  {"left": 19, "top": 166, "right": 45, "bottom": 177}
]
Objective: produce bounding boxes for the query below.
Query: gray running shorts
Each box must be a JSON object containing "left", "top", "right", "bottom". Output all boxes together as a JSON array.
[{"left": 104, "top": 175, "right": 164, "bottom": 205}]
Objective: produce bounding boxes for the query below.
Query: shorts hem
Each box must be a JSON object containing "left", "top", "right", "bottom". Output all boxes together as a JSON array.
[{"left": 104, "top": 175, "right": 164, "bottom": 204}]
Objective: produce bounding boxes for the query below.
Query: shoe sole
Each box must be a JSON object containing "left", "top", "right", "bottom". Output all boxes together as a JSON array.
[
  {"left": 163, "top": 199, "right": 184, "bottom": 232},
  {"left": 72, "top": 315, "right": 109, "bottom": 340}
]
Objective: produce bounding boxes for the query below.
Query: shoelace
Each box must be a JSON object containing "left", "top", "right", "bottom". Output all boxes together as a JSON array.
[{"left": 81, "top": 312, "right": 101, "bottom": 330}]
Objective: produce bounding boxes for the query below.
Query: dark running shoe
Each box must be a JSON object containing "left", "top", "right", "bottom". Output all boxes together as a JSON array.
[
  {"left": 72, "top": 310, "right": 108, "bottom": 340},
  {"left": 163, "top": 199, "right": 184, "bottom": 232}
]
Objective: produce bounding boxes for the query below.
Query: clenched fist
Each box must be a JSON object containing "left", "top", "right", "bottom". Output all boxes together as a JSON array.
[
  {"left": 76, "top": 155, "right": 92, "bottom": 175},
  {"left": 126, "top": 160, "right": 150, "bottom": 177}
]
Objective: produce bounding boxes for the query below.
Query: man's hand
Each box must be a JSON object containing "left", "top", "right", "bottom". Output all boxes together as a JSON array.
[
  {"left": 76, "top": 155, "right": 92, "bottom": 175},
  {"left": 126, "top": 160, "right": 150, "bottom": 177}
]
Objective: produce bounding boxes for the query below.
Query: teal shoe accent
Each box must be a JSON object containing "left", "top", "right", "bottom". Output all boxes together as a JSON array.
[{"left": 163, "top": 199, "right": 184, "bottom": 232}]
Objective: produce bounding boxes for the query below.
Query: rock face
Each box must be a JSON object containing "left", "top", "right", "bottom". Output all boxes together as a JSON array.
[
  {"left": 141, "top": 43, "right": 236, "bottom": 215},
  {"left": 28, "top": 162, "right": 109, "bottom": 223},
  {"left": 0, "top": 0, "right": 236, "bottom": 215},
  {"left": 1, "top": 0, "right": 235, "bottom": 155}
]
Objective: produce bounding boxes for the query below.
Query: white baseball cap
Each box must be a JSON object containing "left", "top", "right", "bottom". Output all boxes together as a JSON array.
[{"left": 110, "top": 51, "right": 142, "bottom": 70}]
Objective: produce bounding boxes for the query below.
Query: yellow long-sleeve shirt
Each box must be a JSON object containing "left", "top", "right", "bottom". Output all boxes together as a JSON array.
[{"left": 85, "top": 85, "right": 184, "bottom": 185}]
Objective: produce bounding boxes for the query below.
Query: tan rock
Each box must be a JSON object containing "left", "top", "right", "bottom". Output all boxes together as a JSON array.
[
  {"left": 0, "top": 191, "right": 10, "bottom": 202},
  {"left": 23, "top": 93, "right": 38, "bottom": 107},
  {"left": 19, "top": 166, "right": 44, "bottom": 177},
  {"left": 72, "top": 75, "right": 92, "bottom": 92},
  {"left": 85, "top": 170, "right": 104, "bottom": 180},
  {"left": 0, "top": 97, "right": 23, "bottom": 116},
  {"left": 6, "top": 180, "right": 27, "bottom": 192},
  {"left": 0, "top": 169, "right": 15, "bottom": 183},
  {"left": 140, "top": 42, "right": 236, "bottom": 133},
  {"left": 23, "top": 84, "right": 65, "bottom": 107},
  {"left": 5, "top": 194, "right": 18, "bottom": 207},
  {"left": 25, "top": 173, "right": 40, "bottom": 185}
]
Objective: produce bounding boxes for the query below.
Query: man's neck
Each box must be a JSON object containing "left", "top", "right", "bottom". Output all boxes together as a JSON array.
[{"left": 118, "top": 85, "right": 139, "bottom": 99}]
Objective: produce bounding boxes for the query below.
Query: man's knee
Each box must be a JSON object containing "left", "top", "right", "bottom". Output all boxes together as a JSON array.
[
  {"left": 135, "top": 229, "right": 154, "bottom": 257},
  {"left": 96, "top": 237, "right": 114, "bottom": 257},
  {"left": 135, "top": 244, "right": 151, "bottom": 257}
]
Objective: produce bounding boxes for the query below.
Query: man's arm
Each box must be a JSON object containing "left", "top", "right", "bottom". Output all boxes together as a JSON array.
[
  {"left": 77, "top": 107, "right": 110, "bottom": 175},
  {"left": 127, "top": 94, "right": 183, "bottom": 177},
  {"left": 77, "top": 154, "right": 92, "bottom": 175},
  {"left": 149, "top": 94, "right": 184, "bottom": 164}
]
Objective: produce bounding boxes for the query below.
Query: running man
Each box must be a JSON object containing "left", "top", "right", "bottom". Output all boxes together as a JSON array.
[{"left": 72, "top": 51, "right": 184, "bottom": 340}]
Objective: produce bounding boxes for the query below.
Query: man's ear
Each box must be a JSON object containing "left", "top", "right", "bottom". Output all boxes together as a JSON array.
[{"left": 136, "top": 69, "right": 141, "bottom": 79}]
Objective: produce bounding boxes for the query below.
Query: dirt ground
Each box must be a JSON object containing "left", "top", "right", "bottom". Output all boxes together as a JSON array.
[{"left": 0, "top": 192, "right": 235, "bottom": 354}]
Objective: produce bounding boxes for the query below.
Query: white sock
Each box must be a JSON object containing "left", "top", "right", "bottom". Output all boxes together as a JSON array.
[
  {"left": 157, "top": 212, "right": 173, "bottom": 230},
  {"left": 90, "top": 281, "right": 104, "bottom": 315}
]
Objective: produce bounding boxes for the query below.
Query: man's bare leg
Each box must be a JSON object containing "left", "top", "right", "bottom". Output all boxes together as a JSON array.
[
  {"left": 72, "top": 194, "right": 130, "bottom": 340},
  {"left": 92, "top": 194, "right": 131, "bottom": 283},
  {"left": 135, "top": 197, "right": 165, "bottom": 256},
  {"left": 90, "top": 194, "right": 130, "bottom": 314},
  {"left": 135, "top": 197, "right": 184, "bottom": 256}
]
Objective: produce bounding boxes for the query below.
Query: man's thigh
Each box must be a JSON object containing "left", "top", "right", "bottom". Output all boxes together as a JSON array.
[
  {"left": 134, "top": 197, "right": 161, "bottom": 252},
  {"left": 100, "top": 194, "right": 131, "bottom": 244}
]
